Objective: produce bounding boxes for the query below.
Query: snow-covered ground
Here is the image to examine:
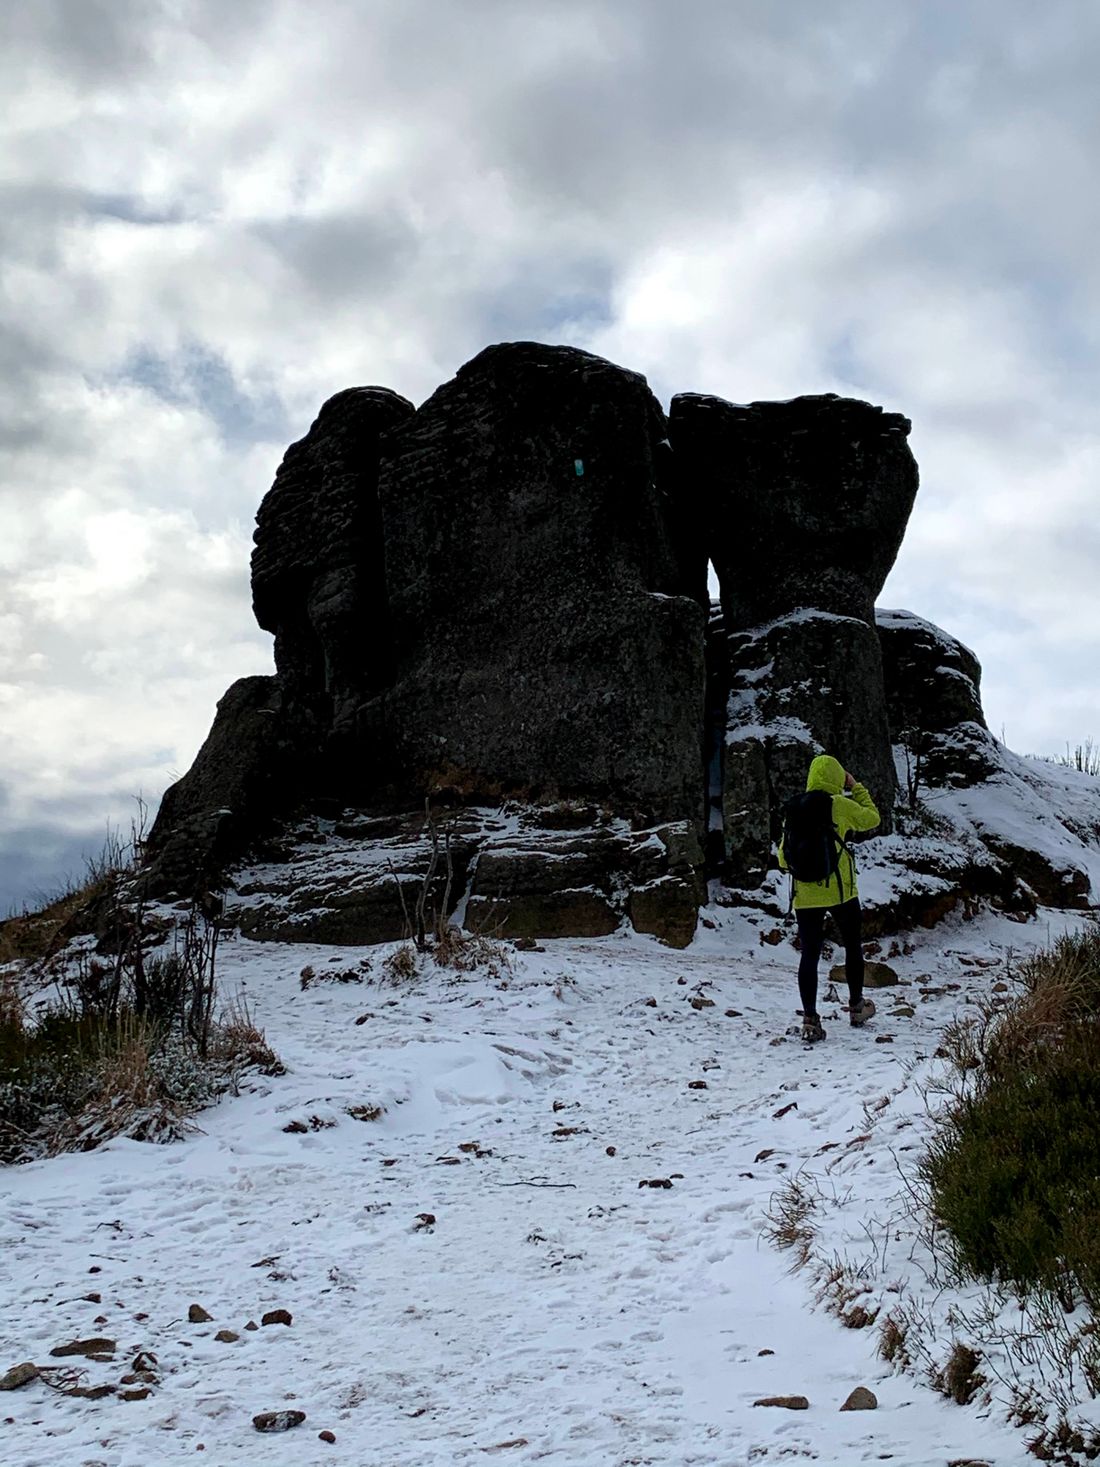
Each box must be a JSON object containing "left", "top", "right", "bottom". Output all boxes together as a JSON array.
[{"left": 4, "top": 899, "right": 1087, "bottom": 1466}]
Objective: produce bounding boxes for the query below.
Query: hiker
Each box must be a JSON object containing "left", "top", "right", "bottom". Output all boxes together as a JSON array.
[{"left": 778, "top": 753, "right": 880, "bottom": 1043}]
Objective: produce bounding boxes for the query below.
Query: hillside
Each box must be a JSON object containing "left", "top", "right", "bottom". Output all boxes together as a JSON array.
[{"left": 4, "top": 816, "right": 1096, "bottom": 1464}]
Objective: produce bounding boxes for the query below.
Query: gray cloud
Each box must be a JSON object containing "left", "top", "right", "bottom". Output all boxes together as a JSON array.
[{"left": 2, "top": 0, "right": 1100, "bottom": 911}]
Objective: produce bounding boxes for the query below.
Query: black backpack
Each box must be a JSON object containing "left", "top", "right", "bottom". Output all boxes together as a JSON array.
[{"left": 781, "top": 790, "right": 849, "bottom": 888}]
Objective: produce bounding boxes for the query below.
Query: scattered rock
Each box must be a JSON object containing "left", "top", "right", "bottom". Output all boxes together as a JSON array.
[
  {"left": 892, "top": 1004, "right": 916, "bottom": 1017},
  {"left": 688, "top": 1080, "right": 708, "bottom": 1090},
  {"left": 759, "top": 929, "right": 783, "bottom": 946},
  {"left": 69, "top": 1383, "right": 116, "bottom": 1400},
  {"left": 773, "top": 1102, "right": 797, "bottom": 1118},
  {"left": 215, "top": 1331, "right": 239, "bottom": 1344},
  {"left": 319, "top": 1429, "right": 337, "bottom": 1443},
  {"left": 605, "top": 1146, "right": 616, "bottom": 1156},
  {"left": 758, "top": 1348, "right": 774, "bottom": 1357},
  {"left": 482, "top": 1439, "right": 529, "bottom": 1452},
  {"left": 840, "top": 1386, "right": 878, "bottom": 1411},
  {"left": 245, "top": 1321, "right": 259, "bottom": 1331},
  {"left": 644, "top": 996, "right": 657, "bottom": 1007},
  {"left": 753, "top": 1395, "right": 809, "bottom": 1409},
  {"left": 638, "top": 1178, "right": 673, "bottom": 1189},
  {"left": 261, "top": 1309, "right": 292, "bottom": 1327},
  {"left": 754, "top": 1149, "right": 776, "bottom": 1162},
  {"left": 188, "top": 1304, "right": 213, "bottom": 1324},
  {"left": 0, "top": 1363, "right": 38, "bottom": 1391},
  {"left": 414, "top": 1213, "right": 436, "bottom": 1230},
  {"left": 49, "top": 1338, "right": 116, "bottom": 1359},
  {"left": 131, "top": 1351, "right": 158, "bottom": 1373},
  {"left": 253, "top": 1410, "right": 307, "bottom": 1433},
  {"left": 690, "top": 995, "right": 715, "bottom": 1009},
  {"left": 725, "top": 1009, "right": 742, "bottom": 1017},
  {"left": 120, "top": 1387, "right": 152, "bottom": 1402},
  {"left": 875, "top": 1035, "right": 894, "bottom": 1044}
]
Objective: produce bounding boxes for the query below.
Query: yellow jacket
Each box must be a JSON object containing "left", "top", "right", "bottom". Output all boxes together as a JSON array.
[{"left": 778, "top": 754, "right": 880, "bottom": 909}]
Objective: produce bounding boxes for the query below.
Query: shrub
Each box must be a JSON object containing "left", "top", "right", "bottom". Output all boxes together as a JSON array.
[
  {"left": 0, "top": 885, "right": 280, "bottom": 1163},
  {"left": 922, "top": 926, "right": 1100, "bottom": 1312}
]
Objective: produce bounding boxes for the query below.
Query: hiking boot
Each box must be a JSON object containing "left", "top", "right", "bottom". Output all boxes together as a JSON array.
[
  {"left": 849, "top": 998, "right": 876, "bottom": 1028},
  {"left": 801, "top": 1014, "right": 826, "bottom": 1043}
]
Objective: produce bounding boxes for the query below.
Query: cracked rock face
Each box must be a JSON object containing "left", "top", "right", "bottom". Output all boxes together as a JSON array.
[{"left": 368, "top": 342, "right": 706, "bottom": 825}]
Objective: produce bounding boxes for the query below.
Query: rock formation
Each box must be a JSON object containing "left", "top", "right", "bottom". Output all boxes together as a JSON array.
[
  {"left": 148, "top": 339, "right": 1091, "bottom": 938},
  {"left": 363, "top": 343, "right": 706, "bottom": 822},
  {"left": 670, "top": 392, "right": 919, "bottom": 877}
]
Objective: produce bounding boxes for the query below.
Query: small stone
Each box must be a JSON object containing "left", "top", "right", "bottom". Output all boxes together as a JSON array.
[
  {"left": 757, "top": 1348, "right": 774, "bottom": 1357},
  {"left": 892, "top": 1005, "right": 916, "bottom": 1018},
  {"left": 689, "top": 995, "right": 715, "bottom": 1009},
  {"left": 131, "top": 1351, "right": 158, "bottom": 1372},
  {"left": 753, "top": 1395, "right": 809, "bottom": 1409},
  {"left": 725, "top": 1009, "right": 742, "bottom": 1018},
  {"left": 49, "top": 1337, "right": 116, "bottom": 1359},
  {"left": 245, "top": 1321, "right": 259, "bottom": 1331},
  {"left": 688, "top": 1080, "right": 708, "bottom": 1090},
  {"left": 644, "top": 997, "right": 657, "bottom": 1007},
  {"left": 253, "top": 1409, "right": 307, "bottom": 1433},
  {"left": 0, "top": 1363, "right": 38, "bottom": 1391},
  {"left": 875, "top": 1035, "right": 894, "bottom": 1044},
  {"left": 71, "top": 1384, "right": 116, "bottom": 1400},
  {"left": 840, "top": 1385, "right": 878, "bottom": 1411},
  {"left": 121, "top": 1387, "right": 152, "bottom": 1402},
  {"left": 215, "top": 1331, "right": 239, "bottom": 1343},
  {"left": 261, "top": 1309, "right": 292, "bottom": 1327},
  {"left": 188, "top": 1304, "right": 213, "bottom": 1324},
  {"left": 319, "top": 1430, "right": 337, "bottom": 1443},
  {"left": 605, "top": 1146, "right": 616, "bottom": 1156}
]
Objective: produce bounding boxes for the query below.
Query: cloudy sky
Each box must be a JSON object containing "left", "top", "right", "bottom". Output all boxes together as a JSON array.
[{"left": 2, "top": 0, "right": 1098, "bottom": 914}]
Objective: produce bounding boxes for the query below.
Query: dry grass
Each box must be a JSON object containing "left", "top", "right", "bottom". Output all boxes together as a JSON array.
[
  {"left": 878, "top": 1314, "right": 911, "bottom": 1367},
  {"left": 214, "top": 996, "right": 285, "bottom": 1077},
  {"left": 48, "top": 1018, "right": 198, "bottom": 1155},
  {"left": 931, "top": 1341, "right": 986, "bottom": 1406},
  {"left": 432, "top": 923, "right": 513, "bottom": 979},
  {"left": 764, "top": 1178, "right": 817, "bottom": 1269},
  {"left": 382, "top": 943, "right": 419, "bottom": 983}
]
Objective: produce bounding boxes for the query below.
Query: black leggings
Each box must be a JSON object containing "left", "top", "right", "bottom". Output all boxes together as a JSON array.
[{"left": 795, "top": 899, "right": 864, "bottom": 1017}]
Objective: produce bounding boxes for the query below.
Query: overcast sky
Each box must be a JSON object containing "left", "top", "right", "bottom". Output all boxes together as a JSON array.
[{"left": 2, "top": 0, "right": 1098, "bottom": 914}]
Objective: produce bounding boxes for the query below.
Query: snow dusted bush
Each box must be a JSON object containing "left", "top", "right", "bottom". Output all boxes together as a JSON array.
[
  {"left": 922, "top": 927, "right": 1100, "bottom": 1313},
  {"left": 0, "top": 889, "right": 281, "bottom": 1164}
]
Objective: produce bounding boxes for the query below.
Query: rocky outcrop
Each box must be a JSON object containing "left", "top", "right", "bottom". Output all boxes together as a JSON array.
[
  {"left": 146, "top": 676, "right": 320, "bottom": 895},
  {"left": 230, "top": 808, "right": 704, "bottom": 948},
  {"left": 876, "top": 608, "right": 1000, "bottom": 789},
  {"left": 366, "top": 343, "right": 706, "bottom": 824},
  {"left": 672, "top": 393, "right": 919, "bottom": 874},
  {"left": 251, "top": 385, "right": 415, "bottom": 733},
  {"left": 150, "top": 339, "right": 1091, "bottom": 936}
]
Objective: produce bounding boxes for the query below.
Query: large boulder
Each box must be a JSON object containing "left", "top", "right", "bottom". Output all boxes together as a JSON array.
[
  {"left": 363, "top": 342, "right": 707, "bottom": 825},
  {"left": 672, "top": 392, "right": 919, "bottom": 862},
  {"left": 876, "top": 608, "right": 1000, "bottom": 789}
]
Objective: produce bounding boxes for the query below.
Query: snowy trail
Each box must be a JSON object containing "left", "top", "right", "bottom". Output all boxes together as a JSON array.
[{"left": 2, "top": 917, "right": 1039, "bottom": 1466}]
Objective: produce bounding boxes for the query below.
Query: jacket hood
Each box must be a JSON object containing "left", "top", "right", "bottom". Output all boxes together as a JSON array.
[{"left": 806, "top": 754, "right": 845, "bottom": 795}]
